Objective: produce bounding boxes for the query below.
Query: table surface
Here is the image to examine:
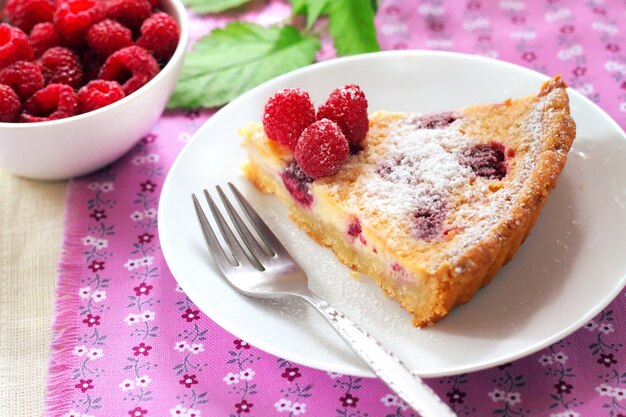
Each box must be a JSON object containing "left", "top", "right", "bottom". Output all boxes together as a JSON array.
[{"left": 0, "top": 171, "right": 66, "bottom": 416}]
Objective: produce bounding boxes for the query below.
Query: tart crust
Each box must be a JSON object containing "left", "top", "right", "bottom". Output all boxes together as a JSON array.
[{"left": 241, "top": 76, "right": 576, "bottom": 326}]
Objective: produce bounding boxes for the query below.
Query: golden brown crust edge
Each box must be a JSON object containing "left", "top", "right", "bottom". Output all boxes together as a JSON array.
[{"left": 425, "top": 76, "right": 577, "bottom": 326}]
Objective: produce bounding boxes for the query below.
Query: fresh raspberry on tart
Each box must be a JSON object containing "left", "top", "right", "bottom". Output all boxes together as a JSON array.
[
  {"left": 262, "top": 87, "right": 316, "bottom": 150},
  {"left": 294, "top": 119, "right": 349, "bottom": 179}
]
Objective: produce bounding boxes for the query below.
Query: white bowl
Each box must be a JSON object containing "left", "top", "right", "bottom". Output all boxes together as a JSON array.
[{"left": 0, "top": 0, "right": 189, "bottom": 180}]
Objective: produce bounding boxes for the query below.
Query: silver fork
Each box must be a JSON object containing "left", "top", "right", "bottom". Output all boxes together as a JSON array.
[{"left": 192, "top": 183, "right": 457, "bottom": 417}]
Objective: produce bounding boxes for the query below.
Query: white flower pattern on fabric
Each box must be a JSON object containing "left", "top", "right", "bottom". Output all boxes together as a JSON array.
[
  {"left": 87, "top": 182, "right": 100, "bottom": 191},
  {"left": 239, "top": 368, "right": 254, "bottom": 380},
  {"left": 596, "top": 383, "right": 613, "bottom": 396},
  {"left": 141, "top": 310, "right": 156, "bottom": 322},
  {"left": 132, "top": 156, "right": 146, "bottom": 165},
  {"left": 274, "top": 399, "right": 292, "bottom": 412},
  {"left": 124, "top": 314, "right": 142, "bottom": 326},
  {"left": 100, "top": 182, "right": 114, "bottom": 192},
  {"left": 144, "top": 208, "right": 157, "bottom": 218},
  {"left": 598, "top": 323, "right": 615, "bottom": 335},
  {"left": 78, "top": 287, "right": 92, "bottom": 299},
  {"left": 135, "top": 375, "right": 151, "bottom": 387},
  {"left": 126, "top": 256, "right": 155, "bottom": 270},
  {"left": 223, "top": 372, "right": 239, "bottom": 385},
  {"left": 584, "top": 320, "right": 598, "bottom": 331},
  {"left": 174, "top": 340, "right": 190, "bottom": 352},
  {"left": 124, "top": 258, "right": 142, "bottom": 270},
  {"left": 146, "top": 154, "right": 160, "bottom": 163},
  {"left": 87, "top": 348, "right": 103, "bottom": 361},
  {"left": 95, "top": 239, "right": 108, "bottom": 249},
  {"left": 505, "top": 392, "right": 522, "bottom": 405},
  {"left": 553, "top": 352, "right": 568, "bottom": 364},
  {"left": 130, "top": 211, "right": 144, "bottom": 221},
  {"left": 91, "top": 290, "right": 106, "bottom": 302},
  {"left": 291, "top": 402, "right": 306, "bottom": 415},
  {"left": 82, "top": 236, "right": 97, "bottom": 246},
  {"left": 169, "top": 405, "right": 187, "bottom": 416},
  {"left": 538, "top": 354, "right": 554, "bottom": 366},
  {"left": 73, "top": 345, "right": 88, "bottom": 356},
  {"left": 189, "top": 343, "right": 204, "bottom": 354},
  {"left": 380, "top": 394, "right": 398, "bottom": 407},
  {"left": 120, "top": 379, "right": 135, "bottom": 391},
  {"left": 327, "top": 371, "right": 342, "bottom": 379},
  {"left": 488, "top": 389, "right": 506, "bottom": 402},
  {"left": 62, "top": 411, "right": 82, "bottom": 417},
  {"left": 612, "top": 387, "right": 625, "bottom": 400}
]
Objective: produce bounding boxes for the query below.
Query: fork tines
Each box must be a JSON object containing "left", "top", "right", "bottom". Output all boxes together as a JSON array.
[{"left": 192, "top": 183, "right": 290, "bottom": 272}]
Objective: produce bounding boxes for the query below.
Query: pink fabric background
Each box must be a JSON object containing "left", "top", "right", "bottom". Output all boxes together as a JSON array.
[{"left": 47, "top": 1, "right": 626, "bottom": 416}]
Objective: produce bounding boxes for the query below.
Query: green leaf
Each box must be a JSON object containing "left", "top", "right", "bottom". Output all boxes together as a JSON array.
[
  {"left": 328, "top": 0, "right": 380, "bottom": 56},
  {"left": 288, "top": 0, "right": 307, "bottom": 14},
  {"left": 305, "top": 0, "right": 329, "bottom": 29},
  {"left": 169, "top": 23, "right": 321, "bottom": 109},
  {"left": 288, "top": 0, "right": 330, "bottom": 28},
  {"left": 182, "top": 0, "right": 250, "bottom": 14}
]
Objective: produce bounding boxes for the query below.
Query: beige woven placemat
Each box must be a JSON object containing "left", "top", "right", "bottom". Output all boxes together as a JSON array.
[{"left": 0, "top": 171, "right": 67, "bottom": 417}]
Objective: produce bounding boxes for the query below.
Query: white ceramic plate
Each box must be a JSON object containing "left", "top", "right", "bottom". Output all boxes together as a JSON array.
[{"left": 159, "top": 51, "right": 626, "bottom": 377}]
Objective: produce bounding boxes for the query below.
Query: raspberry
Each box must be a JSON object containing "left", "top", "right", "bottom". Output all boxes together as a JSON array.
[
  {"left": 0, "top": 84, "right": 22, "bottom": 122},
  {"left": 77, "top": 80, "right": 125, "bottom": 113},
  {"left": 280, "top": 160, "right": 314, "bottom": 207},
  {"left": 29, "top": 22, "right": 61, "bottom": 58},
  {"left": 5, "top": 0, "right": 55, "bottom": 33},
  {"left": 317, "top": 84, "right": 369, "bottom": 150},
  {"left": 347, "top": 217, "right": 367, "bottom": 245},
  {"left": 294, "top": 119, "right": 349, "bottom": 179},
  {"left": 86, "top": 19, "right": 133, "bottom": 59},
  {"left": 136, "top": 12, "right": 179, "bottom": 61},
  {"left": 99, "top": 46, "right": 159, "bottom": 95},
  {"left": 461, "top": 143, "right": 508, "bottom": 180},
  {"left": 413, "top": 111, "right": 459, "bottom": 129},
  {"left": 54, "top": 0, "right": 106, "bottom": 47},
  {"left": 40, "top": 46, "right": 83, "bottom": 88},
  {"left": 0, "top": 60, "right": 44, "bottom": 100},
  {"left": 0, "top": 24, "right": 34, "bottom": 69},
  {"left": 412, "top": 197, "right": 447, "bottom": 241},
  {"left": 262, "top": 87, "right": 315, "bottom": 150},
  {"left": 22, "top": 83, "right": 77, "bottom": 121},
  {"left": 106, "top": 0, "right": 152, "bottom": 31}
]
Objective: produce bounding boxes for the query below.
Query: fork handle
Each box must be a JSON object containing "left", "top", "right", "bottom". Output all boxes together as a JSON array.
[{"left": 298, "top": 291, "right": 456, "bottom": 417}]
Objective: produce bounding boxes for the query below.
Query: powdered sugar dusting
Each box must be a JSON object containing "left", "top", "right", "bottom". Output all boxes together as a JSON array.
[
  {"left": 340, "top": 100, "right": 549, "bottom": 262},
  {"left": 528, "top": 91, "right": 554, "bottom": 153},
  {"left": 348, "top": 114, "right": 473, "bottom": 233}
]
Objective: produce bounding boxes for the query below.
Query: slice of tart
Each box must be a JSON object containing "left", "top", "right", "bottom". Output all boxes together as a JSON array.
[{"left": 240, "top": 77, "right": 576, "bottom": 327}]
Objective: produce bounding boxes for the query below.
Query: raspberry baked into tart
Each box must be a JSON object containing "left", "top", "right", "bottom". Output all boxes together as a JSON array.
[{"left": 241, "top": 77, "right": 576, "bottom": 327}]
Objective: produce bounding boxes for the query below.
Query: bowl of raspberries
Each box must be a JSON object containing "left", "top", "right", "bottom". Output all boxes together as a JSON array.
[{"left": 0, "top": 0, "right": 188, "bottom": 179}]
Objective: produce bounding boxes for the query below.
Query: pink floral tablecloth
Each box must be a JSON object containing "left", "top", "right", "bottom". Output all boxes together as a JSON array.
[{"left": 46, "top": 1, "right": 626, "bottom": 416}]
